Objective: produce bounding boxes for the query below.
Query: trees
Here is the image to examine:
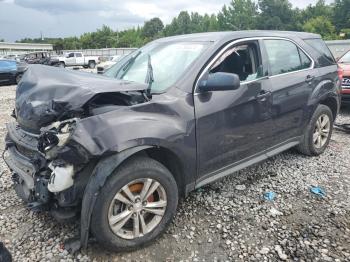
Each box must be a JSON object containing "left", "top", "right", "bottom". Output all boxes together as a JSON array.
[
  {"left": 333, "top": 0, "right": 350, "bottom": 33},
  {"left": 217, "top": 0, "right": 258, "bottom": 30},
  {"left": 15, "top": 0, "right": 350, "bottom": 49},
  {"left": 303, "top": 16, "right": 337, "bottom": 40},
  {"left": 142, "top": 18, "right": 164, "bottom": 39},
  {"left": 257, "top": 0, "right": 297, "bottom": 30}
]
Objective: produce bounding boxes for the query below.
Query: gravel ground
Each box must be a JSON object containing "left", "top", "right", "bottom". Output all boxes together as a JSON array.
[{"left": 1, "top": 83, "right": 350, "bottom": 261}]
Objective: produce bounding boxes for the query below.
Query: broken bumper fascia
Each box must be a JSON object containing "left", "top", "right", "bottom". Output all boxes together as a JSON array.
[{"left": 4, "top": 121, "right": 90, "bottom": 206}]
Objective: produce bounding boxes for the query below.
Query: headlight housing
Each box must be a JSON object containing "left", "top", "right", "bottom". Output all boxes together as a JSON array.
[{"left": 38, "top": 118, "right": 77, "bottom": 158}]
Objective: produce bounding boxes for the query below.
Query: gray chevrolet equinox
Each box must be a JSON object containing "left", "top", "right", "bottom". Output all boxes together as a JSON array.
[{"left": 3, "top": 31, "right": 342, "bottom": 251}]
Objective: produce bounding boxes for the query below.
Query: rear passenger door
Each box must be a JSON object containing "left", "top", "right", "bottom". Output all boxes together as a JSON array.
[{"left": 263, "top": 39, "right": 316, "bottom": 145}]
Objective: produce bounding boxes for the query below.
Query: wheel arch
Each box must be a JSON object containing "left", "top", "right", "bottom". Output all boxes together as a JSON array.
[
  {"left": 77, "top": 144, "right": 187, "bottom": 251},
  {"left": 319, "top": 95, "right": 338, "bottom": 121}
]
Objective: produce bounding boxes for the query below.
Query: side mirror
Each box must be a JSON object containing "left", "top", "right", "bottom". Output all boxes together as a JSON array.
[{"left": 199, "top": 72, "right": 240, "bottom": 92}]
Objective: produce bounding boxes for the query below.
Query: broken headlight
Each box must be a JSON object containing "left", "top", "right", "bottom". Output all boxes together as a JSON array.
[{"left": 38, "top": 119, "right": 77, "bottom": 156}]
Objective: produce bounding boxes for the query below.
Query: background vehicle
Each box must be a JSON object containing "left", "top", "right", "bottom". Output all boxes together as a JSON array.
[
  {"left": 23, "top": 51, "right": 59, "bottom": 66},
  {"left": 4, "top": 31, "right": 341, "bottom": 252},
  {"left": 58, "top": 52, "right": 99, "bottom": 68},
  {"left": 4, "top": 54, "right": 21, "bottom": 62},
  {"left": 337, "top": 50, "right": 350, "bottom": 105},
  {"left": 0, "top": 59, "right": 27, "bottom": 84},
  {"left": 97, "top": 55, "right": 123, "bottom": 74}
]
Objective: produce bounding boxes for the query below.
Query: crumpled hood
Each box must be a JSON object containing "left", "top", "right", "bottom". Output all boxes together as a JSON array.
[{"left": 15, "top": 65, "right": 147, "bottom": 132}]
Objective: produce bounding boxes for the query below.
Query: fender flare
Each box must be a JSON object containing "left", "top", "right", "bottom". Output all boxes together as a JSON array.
[{"left": 78, "top": 145, "right": 152, "bottom": 249}]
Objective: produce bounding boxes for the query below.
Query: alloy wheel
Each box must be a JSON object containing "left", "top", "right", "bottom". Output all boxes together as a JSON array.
[
  {"left": 313, "top": 114, "right": 330, "bottom": 149},
  {"left": 108, "top": 178, "right": 167, "bottom": 240}
]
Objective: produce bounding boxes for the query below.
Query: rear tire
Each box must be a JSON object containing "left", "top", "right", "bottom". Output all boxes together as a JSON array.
[
  {"left": 297, "top": 104, "right": 333, "bottom": 156},
  {"left": 91, "top": 156, "right": 178, "bottom": 251}
]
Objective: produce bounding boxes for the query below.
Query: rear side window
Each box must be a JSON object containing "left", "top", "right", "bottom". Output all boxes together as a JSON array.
[
  {"left": 76, "top": 53, "right": 82, "bottom": 57},
  {"left": 264, "top": 39, "right": 312, "bottom": 76},
  {"left": 304, "top": 39, "right": 335, "bottom": 64}
]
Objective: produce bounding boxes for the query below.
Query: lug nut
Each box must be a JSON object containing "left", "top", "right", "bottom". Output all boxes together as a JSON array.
[{"left": 142, "top": 201, "right": 147, "bottom": 206}]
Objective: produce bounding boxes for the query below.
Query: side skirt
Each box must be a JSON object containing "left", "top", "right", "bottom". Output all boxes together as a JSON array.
[{"left": 195, "top": 137, "right": 301, "bottom": 188}]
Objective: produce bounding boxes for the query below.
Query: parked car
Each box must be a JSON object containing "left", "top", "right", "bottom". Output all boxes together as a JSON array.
[
  {"left": 4, "top": 31, "right": 341, "bottom": 252},
  {"left": 97, "top": 55, "right": 123, "bottom": 74},
  {"left": 58, "top": 52, "right": 99, "bottom": 69},
  {"left": 4, "top": 54, "right": 21, "bottom": 62},
  {"left": 0, "top": 59, "right": 27, "bottom": 85},
  {"left": 23, "top": 52, "right": 59, "bottom": 67},
  {"left": 337, "top": 50, "right": 350, "bottom": 105}
]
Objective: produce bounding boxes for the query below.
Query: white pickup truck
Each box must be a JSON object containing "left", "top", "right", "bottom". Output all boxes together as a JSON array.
[{"left": 58, "top": 52, "right": 99, "bottom": 69}]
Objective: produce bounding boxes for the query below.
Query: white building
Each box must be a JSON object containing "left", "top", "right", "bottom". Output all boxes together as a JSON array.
[{"left": 0, "top": 42, "right": 53, "bottom": 55}]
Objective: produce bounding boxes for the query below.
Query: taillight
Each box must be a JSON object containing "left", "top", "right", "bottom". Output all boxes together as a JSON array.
[{"left": 338, "top": 67, "right": 343, "bottom": 82}]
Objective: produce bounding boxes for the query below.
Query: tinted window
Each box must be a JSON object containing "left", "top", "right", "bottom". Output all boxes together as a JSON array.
[
  {"left": 76, "top": 53, "right": 82, "bottom": 57},
  {"left": 299, "top": 49, "right": 312, "bottom": 69},
  {"left": 68, "top": 53, "right": 74, "bottom": 58},
  {"left": 211, "top": 41, "right": 264, "bottom": 82},
  {"left": 264, "top": 39, "right": 311, "bottom": 75},
  {"left": 304, "top": 39, "right": 335, "bottom": 64}
]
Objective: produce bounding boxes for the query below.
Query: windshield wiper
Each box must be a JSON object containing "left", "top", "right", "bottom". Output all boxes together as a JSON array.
[
  {"left": 144, "top": 54, "right": 154, "bottom": 99},
  {"left": 120, "top": 50, "right": 141, "bottom": 78}
]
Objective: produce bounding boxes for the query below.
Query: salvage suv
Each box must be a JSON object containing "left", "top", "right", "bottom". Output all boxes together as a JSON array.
[{"left": 3, "top": 31, "right": 341, "bottom": 251}]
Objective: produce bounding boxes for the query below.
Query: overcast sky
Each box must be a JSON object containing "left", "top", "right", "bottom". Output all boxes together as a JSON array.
[{"left": 0, "top": 0, "right": 334, "bottom": 42}]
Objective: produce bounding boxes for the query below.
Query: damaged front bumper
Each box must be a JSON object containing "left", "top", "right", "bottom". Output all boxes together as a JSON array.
[{"left": 3, "top": 121, "right": 90, "bottom": 217}]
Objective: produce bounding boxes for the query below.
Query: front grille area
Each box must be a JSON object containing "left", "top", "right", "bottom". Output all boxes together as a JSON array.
[{"left": 6, "top": 122, "right": 39, "bottom": 159}]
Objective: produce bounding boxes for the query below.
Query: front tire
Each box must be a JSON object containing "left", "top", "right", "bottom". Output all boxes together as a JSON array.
[
  {"left": 91, "top": 156, "right": 178, "bottom": 251},
  {"left": 59, "top": 62, "right": 65, "bottom": 68},
  {"left": 297, "top": 104, "right": 333, "bottom": 156}
]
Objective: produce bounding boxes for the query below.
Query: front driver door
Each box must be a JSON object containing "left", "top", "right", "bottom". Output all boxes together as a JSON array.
[
  {"left": 194, "top": 40, "right": 275, "bottom": 182},
  {"left": 65, "top": 52, "right": 76, "bottom": 66}
]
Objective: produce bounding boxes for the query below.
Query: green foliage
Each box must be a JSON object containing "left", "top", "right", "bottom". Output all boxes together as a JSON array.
[
  {"left": 142, "top": 18, "right": 164, "bottom": 39},
  {"left": 16, "top": 0, "right": 350, "bottom": 49},
  {"left": 333, "top": 0, "right": 350, "bottom": 32},
  {"left": 303, "top": 16, "right": 338, "bottom": 40},
  {"left": 217, "top": 0, "right": 258, "bottom": 30},
  {"left": 257, "top": 0, "right": 297, "bottom": 30}
]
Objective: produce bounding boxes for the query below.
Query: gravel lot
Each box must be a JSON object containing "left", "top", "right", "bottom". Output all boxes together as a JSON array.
[{"left": 1, "top": 82, "right": 350, "bottom": 261}]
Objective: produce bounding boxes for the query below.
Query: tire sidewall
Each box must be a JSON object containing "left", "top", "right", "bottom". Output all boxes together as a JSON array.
[
  {"left": 88, "top": 61, "right": 95, "bottom": 69},
  {"left": 307, "top": 105, "right": 333, "bottom": 155},
  {"left": 91, "top": 157, "right": 178, "bottom": 251}
]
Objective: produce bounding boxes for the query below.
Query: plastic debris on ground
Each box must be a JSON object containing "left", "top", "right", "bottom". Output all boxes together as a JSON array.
[
  {"left": 264, "top": 191, "right": 276, "bottom": 201},
  {"left": 310, "top": 186, "right": 326, "bottom": 197}
]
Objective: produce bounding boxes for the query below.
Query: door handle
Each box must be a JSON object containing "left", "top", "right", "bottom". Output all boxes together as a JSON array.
[
  {"left": 305, "top": 75, "right": 315, "bottom": 84},
  {"left": 256, "top": 90, "right": 271, "bottom": 102}
]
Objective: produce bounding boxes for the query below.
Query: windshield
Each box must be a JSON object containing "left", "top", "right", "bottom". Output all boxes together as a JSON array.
[
  {"left": 339, "top": 51, "right": 350, "bottom": 63},
  {"left": 104, "top": 41, "right": 209, "bottom": 93}
]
